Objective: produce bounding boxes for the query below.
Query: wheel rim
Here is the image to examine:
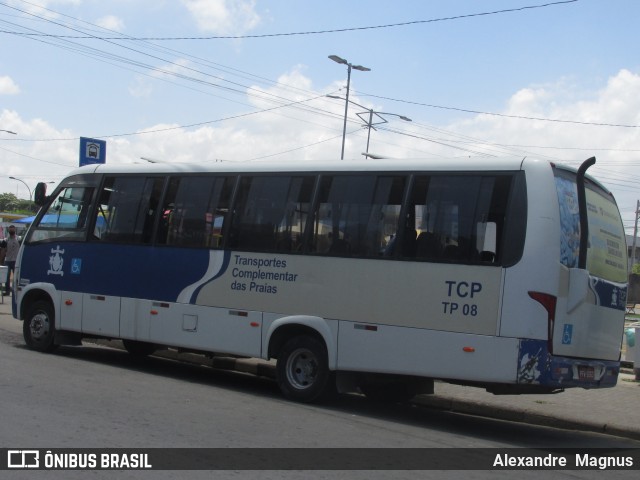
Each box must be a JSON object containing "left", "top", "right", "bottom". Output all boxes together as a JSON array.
[
  {"left": 29, "top": 311, "right": 51, "bottom": 343},
  {"left": 285, "top": 347, "right": 318, "bottom": 390}
]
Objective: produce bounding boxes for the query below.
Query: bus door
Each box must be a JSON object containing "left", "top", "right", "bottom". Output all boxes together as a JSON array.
[{"left": 552, "top": 166, "right": 627, "bottom": 362}]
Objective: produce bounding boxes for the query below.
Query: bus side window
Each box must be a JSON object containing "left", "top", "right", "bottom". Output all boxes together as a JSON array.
[
  {"left": 405, "top": 174, "right": 512, "bottom": 265},
  {"left": 310, "top": 175, "right": 406, "bottom": 258},
  {"left": 229, "top": 176, "right": 314, "bottom": 253},
  {"left": 157, "top": 176, "right": 234, "bottom": 248},
  {"left": 93, "top": 176, "right": 164, "bottom": 244}
]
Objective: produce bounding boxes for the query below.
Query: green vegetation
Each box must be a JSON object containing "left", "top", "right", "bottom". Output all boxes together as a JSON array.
[{"left": 0, "top": 192, "right": 37, "bottom": 214}]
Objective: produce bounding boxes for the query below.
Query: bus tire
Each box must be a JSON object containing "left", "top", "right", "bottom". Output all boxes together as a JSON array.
[
  {"left": 122, "top": 340, "right": 156, "bottom": 357},
  {"left": 276, "top": 335, "right": 332, "bottom": 403},
  {"left": 23, "top": 300, "right": 58, "bottom": 353}
]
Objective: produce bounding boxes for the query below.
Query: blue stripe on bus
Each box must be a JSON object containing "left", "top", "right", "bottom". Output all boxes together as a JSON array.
[
  {"left": 21, "top": 243, "right": 211, "bottom": 303},
  {"left": 189, "top": 250, "right": 231, "bottom": 303}
]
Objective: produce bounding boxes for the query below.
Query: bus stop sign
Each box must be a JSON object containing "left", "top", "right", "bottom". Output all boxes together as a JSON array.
[{"left": 79, "top": 137, "right": 106, "bottom": 166}]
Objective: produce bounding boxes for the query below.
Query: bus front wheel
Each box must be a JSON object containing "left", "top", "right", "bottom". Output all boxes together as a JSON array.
[
  {"left": 23, "top": 300, "right": 58, "bottom": 353},
  {"left": 276, "top": 335, "right": 332, "bottom": 403}
]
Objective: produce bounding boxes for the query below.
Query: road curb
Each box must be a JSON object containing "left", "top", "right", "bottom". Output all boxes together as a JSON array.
[{"left": 411, "top": 396, "right": 640, "bottom": 442}]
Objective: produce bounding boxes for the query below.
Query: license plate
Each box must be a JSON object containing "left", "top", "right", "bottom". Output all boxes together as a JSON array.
[{"left": 578, "top": 366, "right": 595, "bottom": 380}]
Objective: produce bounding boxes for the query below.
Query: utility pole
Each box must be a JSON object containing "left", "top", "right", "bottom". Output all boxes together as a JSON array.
[{"left": 632, "top": 200, "right": 640, "bottom": 273}]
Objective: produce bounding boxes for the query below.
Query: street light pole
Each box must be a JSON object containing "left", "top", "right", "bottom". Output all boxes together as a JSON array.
[
  {"left": 328, "top": 55, "right": 370, "bottom": 159},
  {"left": 9, "top": 176, "right": 32, "bottom": 200}
]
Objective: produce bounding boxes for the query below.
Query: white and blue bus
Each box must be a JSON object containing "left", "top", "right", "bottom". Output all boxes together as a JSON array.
[{"left": 13, "top": 156, "right": 627, "bottom": 402}]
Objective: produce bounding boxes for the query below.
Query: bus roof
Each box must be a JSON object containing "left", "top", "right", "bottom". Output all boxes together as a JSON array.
[
  {"left": 67, "top": 156, "right": 534, "bottom": 176},
  {"left": 60, "top": 156, "right": 609, "bottom": 193}
]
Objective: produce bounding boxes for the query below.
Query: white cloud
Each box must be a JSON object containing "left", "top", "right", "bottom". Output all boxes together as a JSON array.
[
  {"left": 0, "top": 110, "right": 76, "bottom": 199},
  {"left": 247, "top": 65, "right": 313, "bottom": 110},
  {"left": 0, "top": 76, "right": 20, "bottom": 95},
  {"left": 5, "top": 0, "right": 81, "bottom": 18},
  {"left": 452, "top": 69, "right": 640, "bottom": 159},
  {"left": 436, "top": 69, "right": 640, "bottom": 230},
  {"left": 181, "top": 0, "right": 261, "bottom": 35},
  {"left": 96, "top": 15, "right": 125, "bottom": 32},
  {"left": 4, "top": 68, "right": 640, "bottom": 230}
]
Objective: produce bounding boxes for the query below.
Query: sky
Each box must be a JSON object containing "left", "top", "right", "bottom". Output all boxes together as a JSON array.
[{"left": 1, "top": 0, "right": 640, "bottom": 235}]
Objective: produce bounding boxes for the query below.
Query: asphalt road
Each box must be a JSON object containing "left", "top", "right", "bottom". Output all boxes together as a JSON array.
[{"left": 1, "top": 312, "right": 639, "bottom": 480}]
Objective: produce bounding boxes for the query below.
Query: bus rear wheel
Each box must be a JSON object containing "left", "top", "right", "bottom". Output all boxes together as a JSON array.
[
  {"left": 276, "top": 335, "right": 331, "bottom": 403},
  {"left": 23, "top": 300, "right": 58, "bottom": 353}
]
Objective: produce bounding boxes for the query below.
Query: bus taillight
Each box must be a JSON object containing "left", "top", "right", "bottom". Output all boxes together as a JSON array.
[{"left": 528, "top": 292, "right": 557, "bottom": 354}]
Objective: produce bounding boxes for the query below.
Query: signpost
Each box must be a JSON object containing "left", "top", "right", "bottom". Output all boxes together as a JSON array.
[{"left": 79, "top": 137, "right": 106, "bottom": 167}]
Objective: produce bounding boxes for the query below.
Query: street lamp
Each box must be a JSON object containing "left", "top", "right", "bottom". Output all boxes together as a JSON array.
[
  {"left": 9, "top": 176, "right": 32, "bottom": 200},
  {"left": 0, "top": 129, "right": 17, "bottom": 135},
  {"left": 328, "top": 55, "right": 370, "bottom": 159},
  {"left": 326, "top": 95, "right": 411, "bottom": 155}
]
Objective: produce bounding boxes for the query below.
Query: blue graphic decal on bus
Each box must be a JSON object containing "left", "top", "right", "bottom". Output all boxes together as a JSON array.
[
  {"left": 589, "top": 277, "right": 627, "bottom": 311},
  {"left": 180, "top": 250, "right": 232, "bottom": 304},
  {"left": 518, "top": 339, "right": 549, "bottom": 384},
  {"left": 555, "top": 176, "right": 580, "bottom": 269},
  {"left": 71, "top": 258, "right": 82, "bottom": 275},
  {"left": 562, "top": 324, "right": 573, "bottom": 345}
]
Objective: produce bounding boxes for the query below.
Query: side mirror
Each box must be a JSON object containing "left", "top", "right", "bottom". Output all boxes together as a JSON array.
[{"left": 34, "top": 182, "right": 48, "bottom": 206}]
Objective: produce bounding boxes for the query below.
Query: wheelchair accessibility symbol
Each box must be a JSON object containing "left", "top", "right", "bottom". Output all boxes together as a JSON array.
[
  {"left": 71, "top": 258, "right": 82, "bottom": 275},
  {"left": 562, "top": 324, "right": 573, "bottom": 345}
]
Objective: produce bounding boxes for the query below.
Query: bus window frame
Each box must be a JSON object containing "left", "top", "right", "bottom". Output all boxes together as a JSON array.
[{"left": 26, "top": 169, "right": 527, "bottom": 269}]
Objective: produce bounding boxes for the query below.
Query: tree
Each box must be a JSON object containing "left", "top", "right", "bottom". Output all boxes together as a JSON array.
[
  {"left": 0, "top": 192, "right": 20, "bottom": 211},
  {"left": 0, "top": 192, "right": 37, "bottom": 213}
]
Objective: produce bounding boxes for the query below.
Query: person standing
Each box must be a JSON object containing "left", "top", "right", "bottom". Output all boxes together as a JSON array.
[{"left": 2, "top": 225, "right": 20, "bottom": 294}]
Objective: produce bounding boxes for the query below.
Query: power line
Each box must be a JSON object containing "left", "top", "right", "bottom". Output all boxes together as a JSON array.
[
  {"left": 0, "top": 92, "right": 336, "bottom": 142},
  {"left": 0, "top": 145, "right": 74, "bottom": 167},
  {"left": 0, "top": 3, "right": 350, "bottom": 133},
  {"left": 358, "top": 92, "right": 640, "bottom": 128},
  {"left": 0, "top": 0, "right": 579, "bottom": 40},
  {"left": 4, "top": 1, "right": 637, "bottom": 161}
]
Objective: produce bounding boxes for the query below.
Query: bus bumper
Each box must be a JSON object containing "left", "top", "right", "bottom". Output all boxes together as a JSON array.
[
  {"left": 518, "top": 339, "right": 619, "bottom": 389},
  {"left": 546, "top": 356, "right": 619, "bottom": 388}
]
